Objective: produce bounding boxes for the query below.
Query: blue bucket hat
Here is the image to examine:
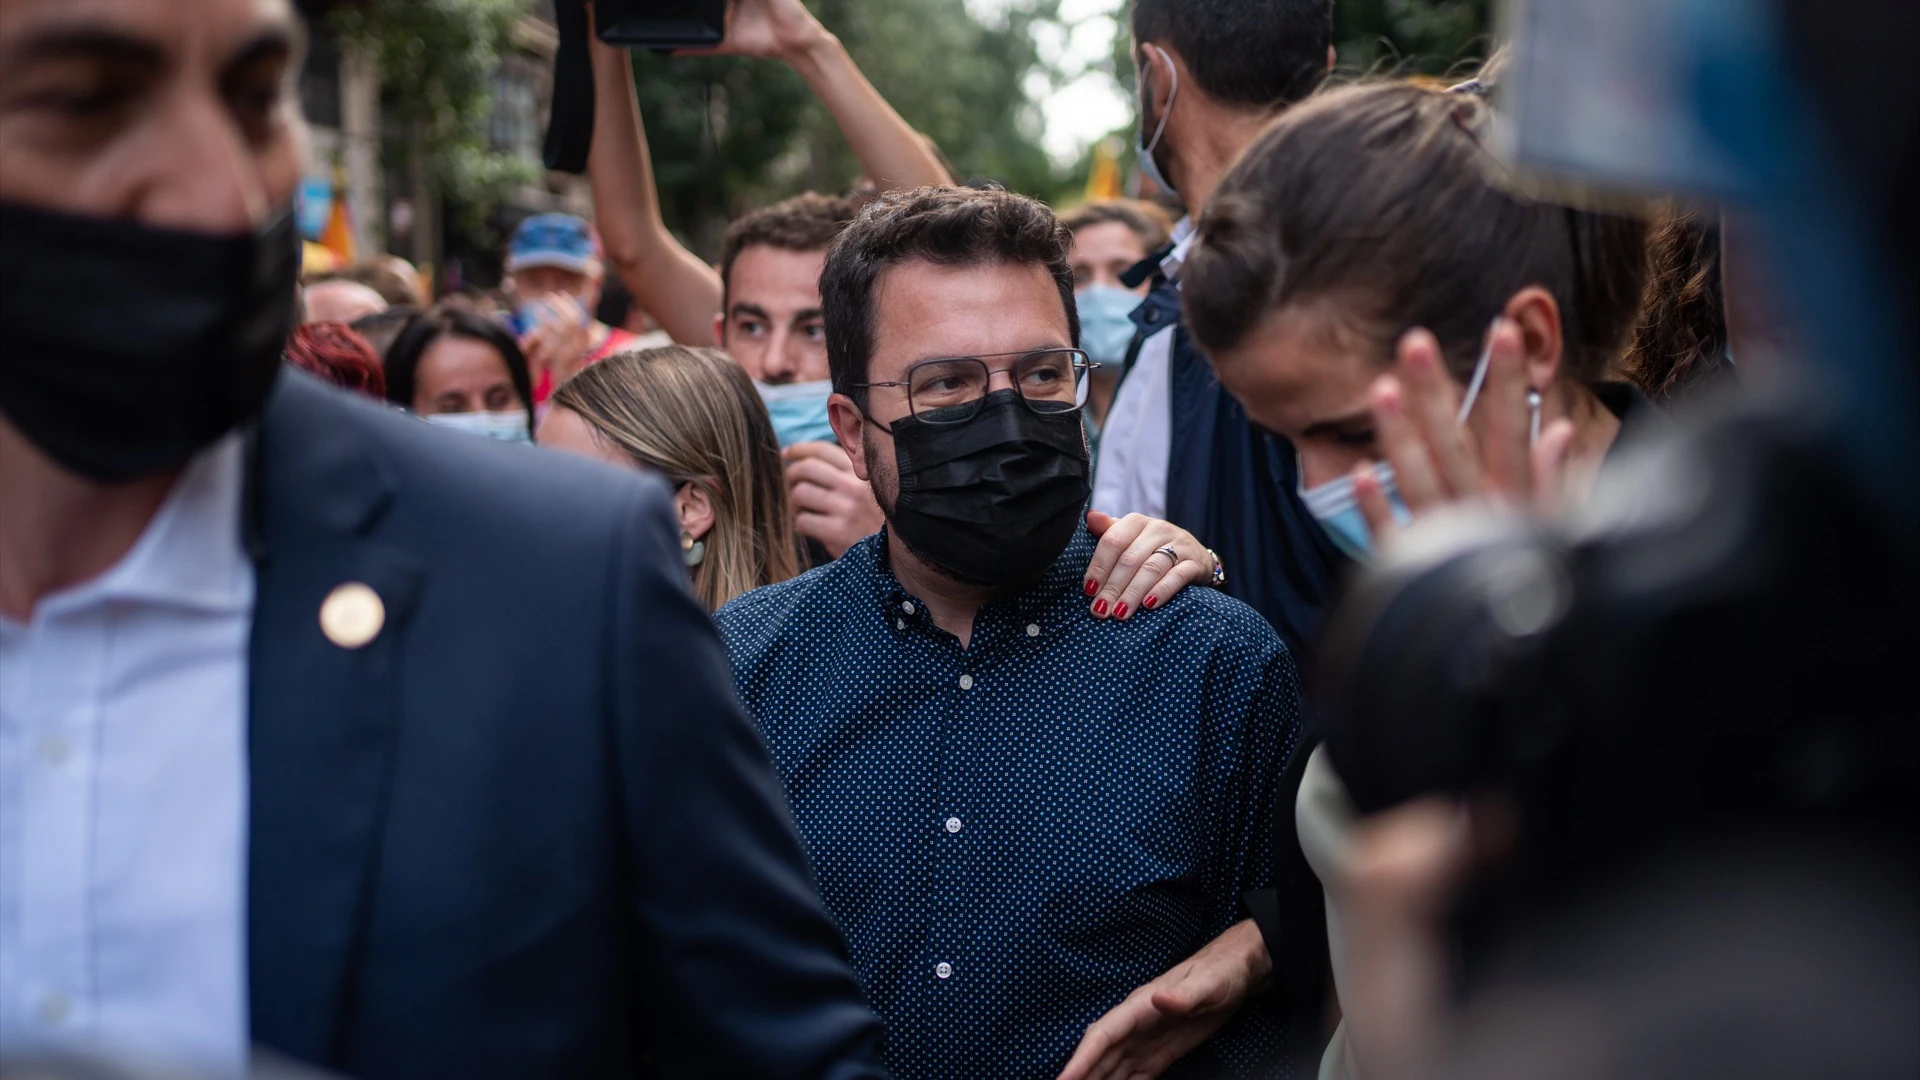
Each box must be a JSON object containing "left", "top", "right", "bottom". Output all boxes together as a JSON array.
[{"left": 506, "top": 212, "right": 598, "bottom": 275}]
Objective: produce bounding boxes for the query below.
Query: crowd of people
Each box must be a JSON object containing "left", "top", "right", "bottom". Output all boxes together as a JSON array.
[{"left": 0, "top": 0, "right": 1913, "bottom": 1078}]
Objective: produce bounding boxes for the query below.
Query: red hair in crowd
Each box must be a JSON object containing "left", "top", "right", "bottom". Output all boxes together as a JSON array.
[{"left": 285, "top": 321, "right": 387, "bottom": 398}]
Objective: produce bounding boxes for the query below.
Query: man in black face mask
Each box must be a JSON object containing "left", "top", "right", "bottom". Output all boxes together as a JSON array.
[
  {"left": 0, "top": 1, "right": 887, "bottom": 1076},
  {"left": 713, "top": 186, "right": 1305, "bottom": 1080}
]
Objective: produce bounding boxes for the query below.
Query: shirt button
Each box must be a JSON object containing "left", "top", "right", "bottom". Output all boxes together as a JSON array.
[
  {"left": 901, "top": 601, "right": 916, "bottom": 615},
  {"left": 896, "top": 619, "right": 907, "bottom": 631},
  {"left": 945, "top": 816, "right": 963, "bottom": 834},
  {"left": 37, "top": 990, "right": 69, "bottom": 1026},
  {"left": 958, "top": 674, "right": 974, "bottom": 691},
  {"left": 1026, "top": 623, "right": 1041, "bottom": 637},
  {"left": 934, "top": 961, "right": 953, "bottom": 980},
  {"left": 36, "top": 735, "right": 69, "bottom": 767}
]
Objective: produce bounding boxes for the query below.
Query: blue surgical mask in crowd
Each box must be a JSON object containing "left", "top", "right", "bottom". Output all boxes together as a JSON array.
[
  {"left": 424, "top": 410, "right": 533, "bottom": 445},
  {"left": 1299, "top": 462, "right": 1412, "bottom": 562},
  {"left": 1136, "top": 44, "right": 1181, "bottom": 199},
  {"left": 1076, "top": 286, "right": 1141, "bottom": 367},
  {"left": 1302, "top": 324, "right": 1499, "bottom": 560},
  {"left": 757, "top": 379, "right": 837, "bottom": 447}
]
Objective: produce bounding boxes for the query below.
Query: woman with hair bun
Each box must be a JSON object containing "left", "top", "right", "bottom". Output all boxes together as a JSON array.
[
  {"left": 1184, "top": 79, "right": 1656, "bottom": 560},
  {"left": 1181, "top": 76, "right": 1660, "bottom": 1080}
]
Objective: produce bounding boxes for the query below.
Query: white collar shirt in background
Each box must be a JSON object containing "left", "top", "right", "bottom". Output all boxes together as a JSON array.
[
  {"left": 0, "top": 432, "right": 253, "bottom": 1075},
  {"left": 1090, "top": 215, "right": 1196, "bottom": 520}
]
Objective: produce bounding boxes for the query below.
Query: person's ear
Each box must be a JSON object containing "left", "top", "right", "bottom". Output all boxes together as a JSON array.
[
  {"left": 1327, "top": 45, "right": 1337, "bottom": 72},
  {"left": 1502, "top": 286, "right": 1564, "bottom": 390},
  {"left": 828, "top": 393, "right": 871, "bottom": 481},
  {"left": 1140, "top": 43, "right": 1176, "bottom": 115},
  {"left": 674, "top": 481, "right": 717, "bottom": 543},
  {"left": 713, "top": 312, "right": 728, "bottom": 349}
]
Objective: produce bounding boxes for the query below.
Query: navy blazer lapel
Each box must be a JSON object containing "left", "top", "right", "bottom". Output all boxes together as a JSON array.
[{"left": 245, "top": 373, "right": 423, "bottom": 1064}]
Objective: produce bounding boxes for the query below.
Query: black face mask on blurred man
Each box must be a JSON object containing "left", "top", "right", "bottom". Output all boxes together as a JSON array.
[{"left": 0, "top": 199, "right": 299, "bottom": 483}]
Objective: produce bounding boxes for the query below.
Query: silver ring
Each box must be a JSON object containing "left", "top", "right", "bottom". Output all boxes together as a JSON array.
[{"left": 1152, "top": 545, "right": 1181, "bottom": 565}]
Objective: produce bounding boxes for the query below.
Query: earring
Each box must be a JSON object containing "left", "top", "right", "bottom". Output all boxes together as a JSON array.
[
  {"left": 1526, "top": 388, "right": 1543, "bottom": 447},
  {"left": 682, "top": 533, "right": 707, "bottom": 568}
]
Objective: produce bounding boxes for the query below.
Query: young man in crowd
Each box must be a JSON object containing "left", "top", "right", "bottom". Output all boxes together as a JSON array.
[
  {"left": 712, "top": 192, "right": 885, "bottom": 558},
  {"left": 0, "top": 0, "right": 890, "bottom": 1074},
  {"left": 500, "top": 211, "right": 640, "bottom": 404},
  {"left": 714, "top": 186, "right": 1303, "bottom": 1079},
  {"left": 1094, "top": 0, "right": 1346, "bottom": 665}
]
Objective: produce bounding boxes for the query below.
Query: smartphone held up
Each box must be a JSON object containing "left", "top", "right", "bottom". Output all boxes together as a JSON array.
[{"left": 595, "top": 0, "right": 729, "bottom": 50}]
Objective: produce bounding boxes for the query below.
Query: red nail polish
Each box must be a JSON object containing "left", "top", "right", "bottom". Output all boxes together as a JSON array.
[
  {"left": 1115, "top": 603, "right": 1130, "bottom": 619},
  {"left": 1145, "top": 596, "right": 1158, "bottom": 610},
  {"left": 1093, "top": 600, "right": 1110, "bottom": 616},
  {"left": 1084, "top": 579, "right": 1100, "bottom": 597}
]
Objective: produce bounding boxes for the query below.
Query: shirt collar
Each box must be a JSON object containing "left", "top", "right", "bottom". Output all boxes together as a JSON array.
[
  {"left": 37, "top": 431, "right": 254, "bottom": 620},
  {"left": 859, "top": 525, "right": 1098, "bottom": 631},
  {"left": 1161, "top": 215, "right": 1199, "bottom": 285}
]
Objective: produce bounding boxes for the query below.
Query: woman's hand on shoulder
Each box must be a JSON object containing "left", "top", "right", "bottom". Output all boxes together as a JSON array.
[{"left": 1082, "top": 511, "right": 1217, "bottom": 621}]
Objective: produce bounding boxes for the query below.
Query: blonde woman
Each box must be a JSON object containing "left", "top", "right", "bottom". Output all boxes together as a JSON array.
[{"left": 539, "top": 345, "right": 802, "bottom": 610}]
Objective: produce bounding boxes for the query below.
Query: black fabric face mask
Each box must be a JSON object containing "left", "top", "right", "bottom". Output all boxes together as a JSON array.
[
  {"left": 0, "top": 199, "right": 298, "bottom": 482},
  {"left": 886, "top": 389, "right": 1091, "bottom": 585}
]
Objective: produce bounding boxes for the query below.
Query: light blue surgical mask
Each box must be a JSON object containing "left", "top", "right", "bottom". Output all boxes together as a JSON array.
[
  {"left": 1299, "top": 462, "right": 1413, "bottom": 562},
  {"left": 1136, "top": 45, "right": 1180, "bottom": 199},
  {"left": 757, "top": 379, "right": 837, "bottom": 448},
  {"left": 1076, "top": 285, "right": 1141, "bottom": 366},
  {"left": 1302, "top": 323, "right": 1521, "bottom": 560},
  {"left": 424, "top": 409, "right": 533, "bottom": 445}
]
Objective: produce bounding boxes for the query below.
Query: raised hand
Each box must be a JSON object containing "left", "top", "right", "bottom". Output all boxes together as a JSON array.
[
  {"left": 1355, "top": 320, "right": 1574, "bottom": 547},
  {"left": 675, "top": 0, "right": 830, "bottom": 61},
  {"left": 520, "top": 293, "right": 595, "bottom": 389},
  {"left": 1082, "top": 511, "right": 1214, "bottom": 621},
  {"left": 785, "top": 440, "right": 884, "bottom": 558}
]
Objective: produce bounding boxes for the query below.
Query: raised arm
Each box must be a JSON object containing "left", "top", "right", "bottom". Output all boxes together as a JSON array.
[
  {"left": 586, "top": 8, "right": 725, "bottom": 346},
  {"left": 686, "top": 0, "right": 954, "bottom": 191}
]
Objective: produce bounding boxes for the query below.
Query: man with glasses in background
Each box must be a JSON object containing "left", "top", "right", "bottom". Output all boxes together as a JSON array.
[{"left": 713, "top": 187, "right": 1303, "bottom": 1080}]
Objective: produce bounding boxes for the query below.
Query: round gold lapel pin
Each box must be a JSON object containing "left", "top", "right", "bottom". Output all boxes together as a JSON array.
[{"left": 320, "top": 582, "right": 385, "bottom": 650}]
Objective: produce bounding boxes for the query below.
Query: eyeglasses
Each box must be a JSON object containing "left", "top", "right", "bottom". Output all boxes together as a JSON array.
[{"left": 855, "top": 348, "right": 1097, "bottom": 426}]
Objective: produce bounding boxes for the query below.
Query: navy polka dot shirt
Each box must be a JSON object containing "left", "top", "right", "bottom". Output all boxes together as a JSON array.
[{"left": 715, "top": 526, "right": 1303, "bottom": 1079}]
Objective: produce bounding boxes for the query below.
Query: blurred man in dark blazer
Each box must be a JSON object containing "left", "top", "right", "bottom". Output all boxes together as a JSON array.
[{"left": 0, "top": 1, "right": 887, "bottom": 1076}]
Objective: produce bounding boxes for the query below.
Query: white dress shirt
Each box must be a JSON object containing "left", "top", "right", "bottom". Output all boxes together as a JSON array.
[
  {"left": 0, "top": 432, "right": 252, "bottom": 1074},
  {"left": 1090, "top": 215, "right": 1197, "bottom": 520}
]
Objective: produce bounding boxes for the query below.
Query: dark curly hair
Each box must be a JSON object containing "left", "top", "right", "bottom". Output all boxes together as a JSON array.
[
  {"left": 1623, "top": 209, "right": 1731, "bottom": 404},
  {"left": 720, "top": 192, "right": 860, "bottom": 308},
  {"left": 819, "top": 186, "right": 1079, "bottom": 404}
]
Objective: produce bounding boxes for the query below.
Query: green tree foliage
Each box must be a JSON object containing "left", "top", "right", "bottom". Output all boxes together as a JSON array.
[
  {"left": 1333, "top": 0, "right": 1495, "bottom": 78},
  {"left": 330, "top": 0, "right": 539, "bottom": 217},
  {"left": 634, "top": 0, "right": 1070, "bottom": 255}
]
